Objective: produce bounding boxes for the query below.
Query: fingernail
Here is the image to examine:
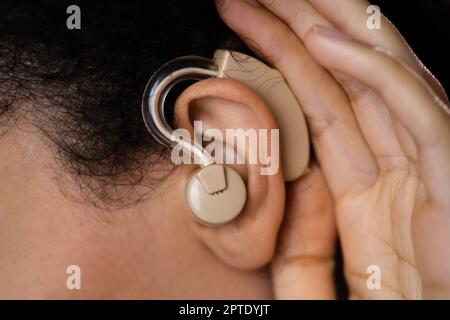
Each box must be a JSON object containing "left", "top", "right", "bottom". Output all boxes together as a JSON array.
[
  {"left": 312, "top": 25, "right": 352, "bottom": 41},
  {"left": 245, "top": 0, "right": 262, "bottom": 7}
]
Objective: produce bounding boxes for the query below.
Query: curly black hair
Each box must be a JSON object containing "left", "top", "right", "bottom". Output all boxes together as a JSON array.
[
  {"left": 0, "top": 0, "right": 247, "bottom": 208},
  {"left": 0, "top": 0, "right": 448, "bottom": 209}
]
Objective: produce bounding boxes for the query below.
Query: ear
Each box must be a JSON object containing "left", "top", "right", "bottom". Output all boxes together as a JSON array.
[{"left": 172, "top": 78, "right": 285, "bottom": 270}]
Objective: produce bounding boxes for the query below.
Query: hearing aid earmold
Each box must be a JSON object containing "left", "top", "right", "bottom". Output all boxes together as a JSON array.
[{"left": 142, "top": 50, "right": 310, "bottom": 226}]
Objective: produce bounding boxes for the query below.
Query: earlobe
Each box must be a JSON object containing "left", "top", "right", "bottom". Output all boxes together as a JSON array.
[{"left": 173, "top": 78, "right": 286, "bottom": 269}]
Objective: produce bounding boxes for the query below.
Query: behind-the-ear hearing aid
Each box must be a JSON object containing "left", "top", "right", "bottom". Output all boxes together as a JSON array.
[{"left": 142, "top": 50, "right": 310, "bottom": 226}]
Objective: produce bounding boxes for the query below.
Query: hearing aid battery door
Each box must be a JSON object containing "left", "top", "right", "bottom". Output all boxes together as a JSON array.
[
  {"left": 213, "top": 50, "right": 310, "bottom": 182},
  {"left": 186, "top": 164, "right": 247, "bottom": 225}
]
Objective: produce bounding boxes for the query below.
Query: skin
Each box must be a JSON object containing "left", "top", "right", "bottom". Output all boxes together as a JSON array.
[
  {"left": 1, "top": 0, "right": 449, "bottom": 300},
  {"left": 0, "top": 124, "right": 272, "bottom": 299},
  {"left": 0, "top": 79, "right": 284, "bottom": 299},
  {"left": 216, "top": 0, "right": 450, "bottom": 299}
]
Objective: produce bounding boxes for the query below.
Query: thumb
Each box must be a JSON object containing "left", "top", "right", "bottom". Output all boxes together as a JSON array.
[{"left": 271, "top": 165, "right": 337, "bottom": 299}]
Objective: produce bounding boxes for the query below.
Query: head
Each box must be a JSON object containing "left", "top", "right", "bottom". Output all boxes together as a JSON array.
[{"left": 0, "top": 0, "right": 286, "bottom": 298}]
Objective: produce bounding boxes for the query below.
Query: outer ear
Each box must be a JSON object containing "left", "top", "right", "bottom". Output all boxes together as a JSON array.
[{"left": 173, "top": 78, "right": 285, "bottom": 270}]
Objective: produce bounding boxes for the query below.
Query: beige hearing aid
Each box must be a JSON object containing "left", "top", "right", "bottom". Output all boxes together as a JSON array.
[
  {"left": 213, "top": 50, "right": 309, "bottom": 181},
  {"left": 186, "top": 164, "right": 247, "bottom": 225},
  {"left": 142, "top": 50, "right": 310, "bottom": 226}
]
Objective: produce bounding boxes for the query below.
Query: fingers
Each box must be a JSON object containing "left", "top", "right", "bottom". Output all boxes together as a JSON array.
[
  {"left": 216, "top": 0, "right": 378, "bottom": 197},
  {"left": 307, "top": 0, "right": 448, "bottom": 102},
  {"left": 338, "top": 75, "right": 413, "bottom": 168},
  {"left": 309, "top": 0, "right": 416, "bottom": 65},
  {"left": 305, "top": 25, "right": 450, "bottom": 207},
  {"left": 256, "top": 0, "right": 445, "bottom": 163},
  {"left": 271, "top": 166, "right": 336, "bottom": 299},
  {"left": 258, "top": 0, "right": 413, "bottom": 67},
  {"left": 258, "top": 0, "right": 419, "bottom": 73},
  {"left": 257, "top": 0, "right": 410, "bottom": 164},
  {"left": 305, "top": 26, "right": 450, "bottom": 148},
  {"left": 259, "top": 0, "right": 332, "bottom": 38}
]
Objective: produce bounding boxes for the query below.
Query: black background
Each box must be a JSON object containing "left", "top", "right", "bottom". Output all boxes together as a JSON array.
[{"left": 371, "top": 0, "right": 449, "bottom": 93}]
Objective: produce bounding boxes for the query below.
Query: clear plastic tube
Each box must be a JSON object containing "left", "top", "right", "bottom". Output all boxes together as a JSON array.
[{"left": 141, "top": 56, "right": 219, "bottom": 167}]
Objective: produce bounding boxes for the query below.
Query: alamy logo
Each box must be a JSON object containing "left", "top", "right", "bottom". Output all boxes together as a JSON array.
[
  {"left": 66, "top": 5, "right": 81, "bottom": 30},
  {"left": 367, "top": 5, "right": 382, "bottom": 30},
  {"left": 171, "top": 121, "right": 280, "bottom": 176},
  {"left": 66, "top": 265, "right": 81, "bottom": 290},
  {"left": 366, "top": 265, "right": 381, "bottom": 290}
]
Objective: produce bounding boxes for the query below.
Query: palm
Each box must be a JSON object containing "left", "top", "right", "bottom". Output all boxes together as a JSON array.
[{"left": 336, "top": 167, "right": 425, "bottom": 299}]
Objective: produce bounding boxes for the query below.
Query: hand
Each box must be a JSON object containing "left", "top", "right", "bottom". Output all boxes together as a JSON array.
[
  {"left": 216, "top": 0, "right": 450, "bottom": 299},
  {"left": 271, "top": 165, "right": 336, "bottom": 299}
]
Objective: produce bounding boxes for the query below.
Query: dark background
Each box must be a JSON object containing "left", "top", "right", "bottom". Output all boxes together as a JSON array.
[{"left": 371, "top": 0, "right": 449, "bottom": 93}]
